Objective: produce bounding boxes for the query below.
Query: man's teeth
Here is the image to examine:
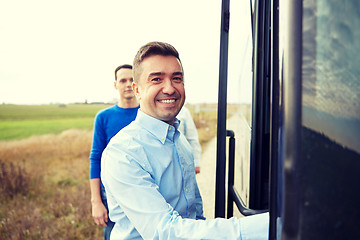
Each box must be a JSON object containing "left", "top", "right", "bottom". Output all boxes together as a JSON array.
[{"left": 160, "top": 99, "right": 175, "bottom": 103}]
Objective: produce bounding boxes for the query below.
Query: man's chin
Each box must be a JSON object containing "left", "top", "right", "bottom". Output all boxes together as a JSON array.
[
  {"left": 124, "top": 95, "right": 136, "bottom": 100},
  {"left": 158, "top": 113, "right": 178, "bottom": 124}
]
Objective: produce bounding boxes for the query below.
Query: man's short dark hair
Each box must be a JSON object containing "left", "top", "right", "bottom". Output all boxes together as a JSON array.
[
  {"left": 132, "top": 42, "right": 181, "bottom": 83},
  {"left": 114, "top": 64, "right": 132, "bottom": 80}
]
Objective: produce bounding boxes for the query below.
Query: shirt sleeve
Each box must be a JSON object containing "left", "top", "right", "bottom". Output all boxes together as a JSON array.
[
  {"left": 194, "top": 181, "right": 206, "bottom": 220},
  {"left": 101, "top": 143, "right": 269, "bottom": 240},
  {"left": 89, "top": 113, "right": 106, "bottom": 179},
  {"left": 182, "top": 109, "right": 202, "bottom": 167}
]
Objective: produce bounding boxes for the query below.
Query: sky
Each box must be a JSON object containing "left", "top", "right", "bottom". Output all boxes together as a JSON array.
[{"left": 0, "top": 0, "right": 252, "bottom": 105}]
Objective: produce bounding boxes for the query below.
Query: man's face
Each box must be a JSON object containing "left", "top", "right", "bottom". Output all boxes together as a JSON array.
[
  {"left": 133, "top": 55, "right": 185, "bottom": 125},
  {"left": 114, "top": 68, "right": 135, "bottom": 100}
]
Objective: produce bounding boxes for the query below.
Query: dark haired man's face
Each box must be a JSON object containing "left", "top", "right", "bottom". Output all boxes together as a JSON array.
[
  {"left": 114, "top": 68, "right": 135, "bottom": 100},
  {"left": 132, "top": 55, "right": 185, "bottom": 125}
]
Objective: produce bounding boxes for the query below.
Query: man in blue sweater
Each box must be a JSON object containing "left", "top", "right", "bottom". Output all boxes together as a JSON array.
[{"left": 89, "top": 64, "right": 139, "bottom": 239}]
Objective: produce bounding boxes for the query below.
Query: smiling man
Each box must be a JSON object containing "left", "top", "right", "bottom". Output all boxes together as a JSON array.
[{"left": 101, "top": 42, "right": 269, "bottom": 239}]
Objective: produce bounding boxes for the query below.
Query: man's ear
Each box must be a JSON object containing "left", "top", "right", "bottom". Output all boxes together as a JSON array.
[
  {"left": 132, "top": 82, "right": 141, "bottom": 100},
  {"left": 114, "top": 81, "right": 117, "bottom": 90}
]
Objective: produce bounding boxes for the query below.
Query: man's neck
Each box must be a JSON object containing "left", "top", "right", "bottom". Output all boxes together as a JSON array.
[
  {"left": 138, "top": 109, "right": 175, "bottom": 126},
  {"left": 117, "top": 98, "right": 139, "bottom": 109}
]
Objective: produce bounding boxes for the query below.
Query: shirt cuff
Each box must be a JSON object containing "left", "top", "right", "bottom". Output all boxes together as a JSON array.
[{"left": 239, "top": 212, "right": 269, "bottom": 240}]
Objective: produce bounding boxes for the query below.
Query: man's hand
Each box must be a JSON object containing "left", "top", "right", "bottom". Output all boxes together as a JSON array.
[{"left": 91, "top": 201, "right": 108, "bottom": 227}]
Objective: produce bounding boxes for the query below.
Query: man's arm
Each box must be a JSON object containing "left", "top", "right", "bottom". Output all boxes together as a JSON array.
[
  {"left": 102, "top": 144, "right": 269, "bottom": 240},
  {"left": 89, "top": 178, "right": 108, "bottom": 227},
  {"left": 194, "top": 181, "right": 205, "bottom": 220},
  {"left": 89, "top": 113, "right": 108, "bottom": 226}
]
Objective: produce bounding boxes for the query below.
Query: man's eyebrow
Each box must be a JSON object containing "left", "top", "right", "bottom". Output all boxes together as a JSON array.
[
  {"left": 172, "top": 72, "right": 183, "bottom": 76},
  {"left": 148, "top": 72, "right": 183, "bottom": 77},
  {"left": 148, "top": 72, "right": 164, "bottom": 78}
]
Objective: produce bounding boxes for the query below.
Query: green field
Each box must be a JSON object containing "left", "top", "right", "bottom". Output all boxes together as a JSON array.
[{"left": 0, "top": 104, "right": 111, "bottom": 141}]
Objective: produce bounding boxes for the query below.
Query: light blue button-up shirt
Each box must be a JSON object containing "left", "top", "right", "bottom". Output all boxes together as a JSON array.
[{"left": 101, "top": 110, "right": 269, "bottom": 239}]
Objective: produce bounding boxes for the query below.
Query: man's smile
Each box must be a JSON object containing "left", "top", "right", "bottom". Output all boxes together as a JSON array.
[{"left": 158, "top": 99, "right": 176, "bottom": 104}]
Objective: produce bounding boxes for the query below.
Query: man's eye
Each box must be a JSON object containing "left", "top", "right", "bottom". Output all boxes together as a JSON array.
[
  {"left": 173, "top": 77, "right": 183, "bottom": 82},
  {"left": 151, "top": 78, "right": 161, "bottom": 82}
]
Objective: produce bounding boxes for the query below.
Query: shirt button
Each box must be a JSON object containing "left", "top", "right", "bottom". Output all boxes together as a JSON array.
[
  {"left": 169, "top": 126, "right": 172, "bottom": 130},
  {"left": 188, "top": 211, "right": 191, "bottom": 216},
  {"left": 182, "top": 165, "right": 184, "bottom": 169},
  {"left": 186, "top": 188, "right": 189, "bottom": 193},
  {"left": 161, "top": 137, "right": 164, "bottom": 141}
]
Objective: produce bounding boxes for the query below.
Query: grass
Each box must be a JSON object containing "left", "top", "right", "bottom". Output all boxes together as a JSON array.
[
  {"left": 0, "top": 129, "right": 101, "bottom": 239},
  {"left": 0, "top": 104, "right": 109, "bottom": 120},
  {"left": 0, "top": 104, "right": 110, "bottom": 141},
  {"left": 0, "top": 104, "right": 219, "bottom": 239}
]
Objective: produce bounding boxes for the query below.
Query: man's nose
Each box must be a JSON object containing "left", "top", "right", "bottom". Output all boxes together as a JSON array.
[
  {"left": 126, "top": 80, "right": 133, "bottom": 87},
  {"left": 162, "top": 79, "right": 176, "bottom": 94}
]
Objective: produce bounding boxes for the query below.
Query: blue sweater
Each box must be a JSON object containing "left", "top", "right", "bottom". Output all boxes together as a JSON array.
[{"left": 89, "top": 104, "right": 139, "bottom": 179}]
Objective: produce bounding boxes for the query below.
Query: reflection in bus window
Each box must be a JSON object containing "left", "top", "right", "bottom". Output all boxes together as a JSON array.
[
  {"left": 302, "top": 0, "right": 360, "bottom": 153},
  {"left": 301, "top": 0, "right": 360, "bottom": 238}
]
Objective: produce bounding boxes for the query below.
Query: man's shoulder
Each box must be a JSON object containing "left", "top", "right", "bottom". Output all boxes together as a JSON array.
[
  {"left": 110, "top": 121, "right": 142, "bottom": 143},
  {"left": 105, "top": 122, "right": 150, "bottom": 162},
  {"left": 95, "top": 105, "right": 117, "bottom": 116},
  {"left": 96, "top": 105, "right": 137, "bottom": 121}
]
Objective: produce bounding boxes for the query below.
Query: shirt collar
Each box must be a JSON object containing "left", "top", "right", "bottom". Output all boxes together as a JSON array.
[{"left": 135, "top": 110, "right": 180, "bottom": 144}]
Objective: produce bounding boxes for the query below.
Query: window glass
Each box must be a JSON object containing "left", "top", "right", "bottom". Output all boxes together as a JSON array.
[
  {"left": 303, "top": 0, "right": 360, "bottom": 153},
  {"left": 301, "top": 0, "right": 360, "bottom": 238},
  {"left": 227, "top": 0, "right": 253, "bottom": 211}
]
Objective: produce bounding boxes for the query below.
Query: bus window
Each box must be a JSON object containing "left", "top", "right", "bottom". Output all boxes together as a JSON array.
[
  {"left": 300, "top": 0, "right": 360, "bottom": 238},
  {"left": 226, "top": 0, "right": 253, "bottom": 215}
]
